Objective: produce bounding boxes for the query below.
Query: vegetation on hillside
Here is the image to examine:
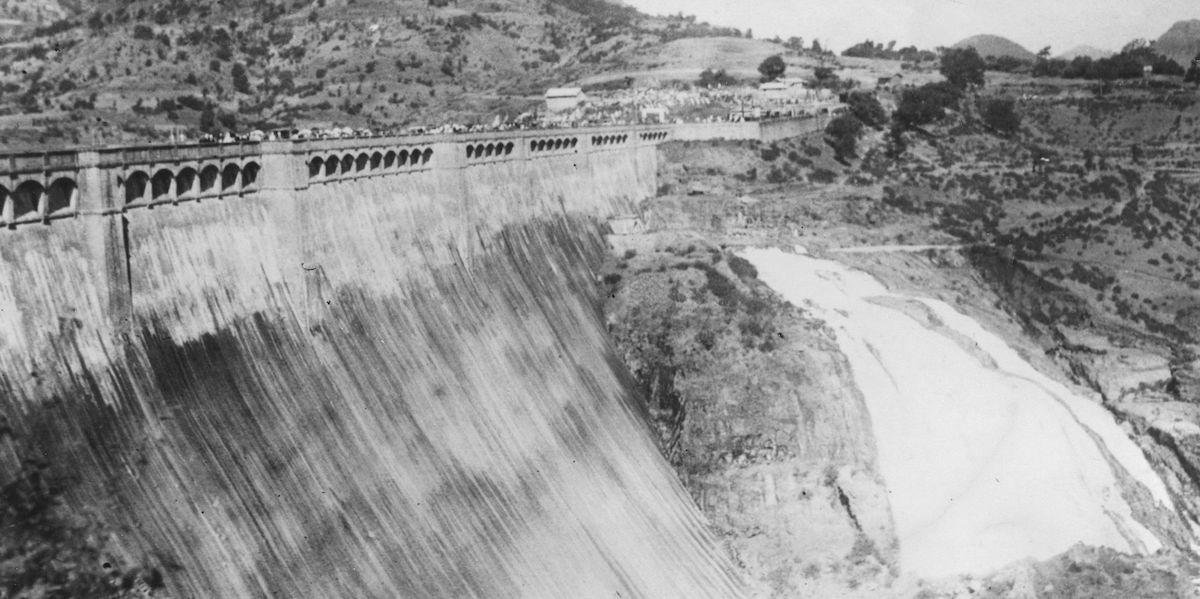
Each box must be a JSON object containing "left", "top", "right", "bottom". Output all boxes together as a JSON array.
[{"left": 0, "top": 0, "right": 769, "bottom": 149}]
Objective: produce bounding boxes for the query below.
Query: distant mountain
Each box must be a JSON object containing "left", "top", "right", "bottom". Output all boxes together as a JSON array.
[
  {"left": 1055, "top": 45, "right": 1112, "bottom": 61},
  {"left": 952, "top": 34, "right": 1036, "bottom": 61},
  {"left": 1155, "top": 19, "right": 1200, "bottom": 66}
]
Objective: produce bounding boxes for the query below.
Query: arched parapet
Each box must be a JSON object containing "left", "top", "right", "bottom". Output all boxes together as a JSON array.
[
  {"left": 463, "top": 140, "right": 515, "bottom": 163},
  {"left": 0, "top": 175, "right": 77, "bottom": 226}
]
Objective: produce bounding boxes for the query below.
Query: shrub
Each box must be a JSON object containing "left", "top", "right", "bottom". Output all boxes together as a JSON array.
[
  {"left": 728, "top": 254, "right": 758, "bottom": 279},
  {"left": 979, "top": 96, "right": 1021, "bottom": 134}
]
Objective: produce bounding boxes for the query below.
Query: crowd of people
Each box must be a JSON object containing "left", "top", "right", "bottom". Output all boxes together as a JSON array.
[{"left": 187, "top": 84, "right": 845, "bottom": 146}]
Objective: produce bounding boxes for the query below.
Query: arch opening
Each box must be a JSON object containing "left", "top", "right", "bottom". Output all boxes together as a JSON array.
[
  {"left": 341, "top": 154, "right": 354, "bottom": 174},
  {"left": 325, "top": 155, "right": 338, "bottom": 177},
  {"left": 221, "top": 164, "right": 241, "bottom": 192},
  {"left": 12, "top": 180, "right": 43, "bottom": 219},
  {"left": 151, "top": 169, "right": 174, "bottom": 201},
  {"left": 355, "top": 153, "right": 369, "bottom": 172},
  {"left": 421, "top": 148, "right": 433, "bottom": 164},
  {"left": 384, "top": 150, "right": 397, "bottom": 168},
  {"left": 176, "top": 168, "right": 198, "bottom": 197},
  {"left": 125, "top": 171, "right": 150, "bottom": 204},
  {"left": 46, "top": 177, "right": 77, "bottom": 214},
  {"left": 242, "top": 162, "right": 261, "bottom": 189},
  {"left": 370, "top": 152, "right": 382, "bottom": 170},
  {"left": 199, "top": 165, "right": 220, "bottom": 193},
  {"left": 308, "top": 157, "right": 324, "bottom": 178}
]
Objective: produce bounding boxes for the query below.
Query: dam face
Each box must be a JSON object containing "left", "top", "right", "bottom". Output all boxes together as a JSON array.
[{"left": 0, "top": 135, "right": 744, "bottom": 597}]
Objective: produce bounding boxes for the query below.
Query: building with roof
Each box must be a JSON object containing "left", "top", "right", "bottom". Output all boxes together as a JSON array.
[{"left": 544, "top": 88, "right": 585, "bottom": 114}]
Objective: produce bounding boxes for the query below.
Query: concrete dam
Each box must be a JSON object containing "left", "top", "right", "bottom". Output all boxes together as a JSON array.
[{"left": 0, "top": 125, "right": 747, "bottom": 597}]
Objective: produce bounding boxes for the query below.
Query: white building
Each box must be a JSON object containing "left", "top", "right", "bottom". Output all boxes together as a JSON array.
[{"left": 544, "top": 88, "right": 585, "bottom": 114}]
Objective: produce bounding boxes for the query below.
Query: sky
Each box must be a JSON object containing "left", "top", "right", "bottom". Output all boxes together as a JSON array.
[{"left": 623, "top": 0, "right": 1200, "bottom": 55}]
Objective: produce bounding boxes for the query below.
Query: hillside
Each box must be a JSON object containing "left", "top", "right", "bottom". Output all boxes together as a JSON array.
[
  {"left": 952, "top": 34, "right": 1035, "bottom": 61},
  {"left": 0, "top": 0, "right": 755, "bottom": 150},
  {"left": 1155, "top": 19, "right": 1200, "bottom": 67}
]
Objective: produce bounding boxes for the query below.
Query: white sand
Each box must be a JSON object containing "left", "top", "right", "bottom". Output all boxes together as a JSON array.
[{"left": 742, "top": 248, "right": 1170, "bottom": 579}]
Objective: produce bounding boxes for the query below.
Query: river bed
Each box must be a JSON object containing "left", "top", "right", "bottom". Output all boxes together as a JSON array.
[{"left": 741, "top": 247, "right": 1174, "bottom": 579}]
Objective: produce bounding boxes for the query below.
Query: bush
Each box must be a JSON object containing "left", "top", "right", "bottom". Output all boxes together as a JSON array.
[
  {"left": 132, "top": 24, "right": 154, "bottom": 40},
  {"left": 727, "top": 254, "right": 758, "bottom": 279},
  {"left": 979, "top": 96, "right": 1021, "bottom": 134}
]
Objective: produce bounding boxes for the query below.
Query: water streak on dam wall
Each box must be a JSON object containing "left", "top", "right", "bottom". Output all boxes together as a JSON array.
[{"left": 0, "top": 126, "right": 746, "bottom": 597}]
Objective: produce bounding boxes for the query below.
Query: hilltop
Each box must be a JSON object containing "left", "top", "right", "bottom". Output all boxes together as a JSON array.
[
  {"left": 0, "top": 0, "right": 758, "bottom": 150},
  {"left": 1155, "top": 19, "right": 1200, "bottom": 66},
  {"left": 952, "top": 34, "right": 1035, "bottom": 61}
]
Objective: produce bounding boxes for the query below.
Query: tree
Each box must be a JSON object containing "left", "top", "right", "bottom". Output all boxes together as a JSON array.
[
  {"left": 894, "top": 82, "right": 960, "bottom": 129},
  {"left": 825, "top": 114, "right": 865, "bottom": 162},
  {"left": 940, "top": 47, "right": 986, "bottom": 90},
  {"left": 758, "top": 54, "right": 786, "bottom": 82},
  {"left": 1186, "top": 53, "right": 1200, "bottom": 84},
  {"left": 844, "top": 91, "right": 887, "bottom": 129},
  {"left": 978, "top": 96, "right": 1021, "bottom": 135},
  {"left": 199, "top": 105, "right": 217, "bottom": 134},
  {"left": 231, "top": 62, "right": 250, "bottom": 94},
  {"left": 810, "top": 66, "right": 839, "bottom": 89},
  {"left": 698, "top": 68, "right": 737, "bottom": 87}
]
